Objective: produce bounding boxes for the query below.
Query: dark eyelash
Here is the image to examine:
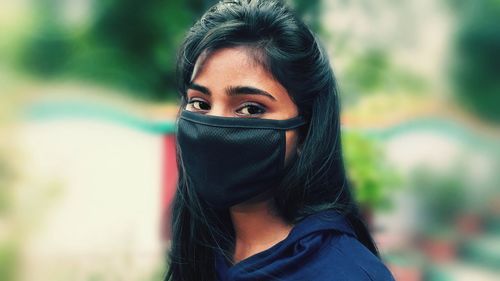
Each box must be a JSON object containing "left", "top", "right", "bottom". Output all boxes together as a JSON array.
[
  {"left": 238, "top": 102, "right": 266, "bottom": 113},
  {"left": 186, "top": 98, "right": 211, "bottom": 111}
]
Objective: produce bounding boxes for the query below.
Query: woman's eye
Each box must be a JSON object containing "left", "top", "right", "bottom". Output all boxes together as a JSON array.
[
  {"left": 236, "top": 103, "right": 266, "bottom": 116},
  {"left": 187, "top": 99, "right": 210, "bottom": 111}
]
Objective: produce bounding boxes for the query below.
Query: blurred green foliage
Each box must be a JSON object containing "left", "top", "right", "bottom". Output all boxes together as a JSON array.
[
  {"left": 346, "top": 49, "right": 390, "bottom": 93},
  {"left": 342, "top": 48, "right": 427, "bottom": 104},
  {"left": 0, "top": 241, "right": 18, "bottom": 281},
  {"left": 0, "top": 150, "right": 17, "bottom": 281},
  {"left": 18, "top": 0, "right": 73, "bottom": 77},
  {"left": 15, "top": 0, "right": 323, "bottom": 101},
  {"left": 410, "top": 167, "right": 468, "bottom": 233},
  {"left": 288, "top": 0, "right": 321, "bottom": 33},
  {"left": 449, "top": 0, "right": 500, "bottom": 122},
  {"left": 19, "top": 0, "right": 203, "bottom": 101},
  {"left": 343, "top": 132, "right": 399, "bottom": 211}
]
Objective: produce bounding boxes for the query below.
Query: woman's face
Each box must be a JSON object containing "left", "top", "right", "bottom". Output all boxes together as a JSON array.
[{"left": 185, "top": 47, "right": 300, "bottom": 162}]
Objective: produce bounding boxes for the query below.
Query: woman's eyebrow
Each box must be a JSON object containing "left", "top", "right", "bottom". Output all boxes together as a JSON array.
[
  {"left": 187, "top": 83, "right": 211, "bottom": 95},
  {"left": 226, "top": 86, "right": 277, "bottom": 101}
]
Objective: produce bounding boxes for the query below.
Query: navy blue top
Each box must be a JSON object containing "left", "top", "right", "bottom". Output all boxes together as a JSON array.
[{"left": 215, "top": 211, "right": 395, "bottom": 281}]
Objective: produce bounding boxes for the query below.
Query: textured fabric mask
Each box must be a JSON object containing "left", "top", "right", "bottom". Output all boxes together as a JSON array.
[{"left": 176, "top": 110, "right": 306, "bottom": 208}]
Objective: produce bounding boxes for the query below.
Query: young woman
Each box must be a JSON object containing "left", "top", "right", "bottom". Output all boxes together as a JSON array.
[{"left": 166, "top": 0, "right": 395, "bottom": 280}]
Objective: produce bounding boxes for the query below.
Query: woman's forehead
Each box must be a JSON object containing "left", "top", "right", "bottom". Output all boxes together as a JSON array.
[
  {"left": 188, "top": 47, "right": 292, "bottom": 105},
  {"left": 190, "top": 47, "right": 267, "bottom": 83}
]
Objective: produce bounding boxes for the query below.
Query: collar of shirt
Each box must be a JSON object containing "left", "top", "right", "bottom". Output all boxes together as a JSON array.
[{"left": 215, "top": 210, "right": 357, "bottom": 280}]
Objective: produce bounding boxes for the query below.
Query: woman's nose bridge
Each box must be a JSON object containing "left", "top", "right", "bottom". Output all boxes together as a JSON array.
[{"left": 207, "top": 97, "right": 232, "bottom": 117}]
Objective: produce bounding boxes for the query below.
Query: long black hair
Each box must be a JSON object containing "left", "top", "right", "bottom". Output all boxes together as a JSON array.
[{"left": 165, "top": 1, "right": 378, "bottom": 280}]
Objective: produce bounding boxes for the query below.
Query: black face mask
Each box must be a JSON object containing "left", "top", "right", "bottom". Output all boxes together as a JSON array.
[{"left": 176, "top": 110, "right": 306, "bottom": 208}]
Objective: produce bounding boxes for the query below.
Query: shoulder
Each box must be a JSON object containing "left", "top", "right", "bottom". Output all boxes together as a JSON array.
[
  {"left": 298, "top": 231, "right": 395, "bottom": 281},
  {"left": 220, "top": 211, "right": 395, "bottom": 281},
  {"left": 286, "top": 211, "right": 394, "bottom": 280}
]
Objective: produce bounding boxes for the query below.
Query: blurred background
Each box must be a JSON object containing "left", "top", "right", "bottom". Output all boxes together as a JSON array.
[{"left": 1, "top": 0, "right": 499, "bottom": 280}]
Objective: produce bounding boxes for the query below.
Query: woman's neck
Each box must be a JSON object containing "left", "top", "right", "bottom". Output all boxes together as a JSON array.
[{"left": 229, "top": 199, "right": 293, "bottom": 264}]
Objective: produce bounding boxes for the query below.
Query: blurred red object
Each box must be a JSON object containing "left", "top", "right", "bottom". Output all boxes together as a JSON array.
[
  {"left": 389, "top": 264, "right": 422, "bottom": 281},
  {"left": 421, "top": 237, "right": 457, "bottom": 263},
  {"left": 161, "top": 134, "right": 178, "bottom": 241}
]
